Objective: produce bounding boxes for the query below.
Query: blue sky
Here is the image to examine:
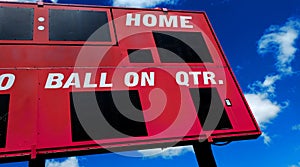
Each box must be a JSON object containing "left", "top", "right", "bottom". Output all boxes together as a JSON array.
[{"left": 1, "top": 0, "right": 300, "bottom": 166}]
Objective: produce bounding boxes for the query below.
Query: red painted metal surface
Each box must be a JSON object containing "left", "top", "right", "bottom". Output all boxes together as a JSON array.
[{"left": 0, "top": 2, "right": 261, "bottom": 160}]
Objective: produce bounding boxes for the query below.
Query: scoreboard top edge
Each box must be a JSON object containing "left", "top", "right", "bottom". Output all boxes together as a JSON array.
[{"left": 0, "top": 1, "right": 207, "bottom": 14}]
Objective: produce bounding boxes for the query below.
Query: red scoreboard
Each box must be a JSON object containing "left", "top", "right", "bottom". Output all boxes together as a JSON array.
[{"left": 0, "top": 2, "right": 261, "bottom": 160}]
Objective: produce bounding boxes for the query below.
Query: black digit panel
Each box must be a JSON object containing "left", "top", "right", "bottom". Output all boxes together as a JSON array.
[
  {"left": 128, "top": 49, "right": 154, "bottom": 63},
  {"left": 70, "top": 90, "right": 148, "bottom": 142},
  {"left": 189, "top": 88, "right": 232, "bottom": 130},
  {"left": 0, "top": 94, "right": 10, "bottom": 148},
  {"left": 49, "top": 9, "right": 111, "bottom": 41},
  {"left": 153, "top": 31, "right": 213, "bottom": 63},
  {"left": 0, "top": 7, "right": 33, "bottom": 40}
]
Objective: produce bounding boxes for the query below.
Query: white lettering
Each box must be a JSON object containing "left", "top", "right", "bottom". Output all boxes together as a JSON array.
[
  {"left": 143, "top": 14, "right": 157, "bottom": 27},
  {"left": 99, "top": 73, "right": 113, "bottom": 88},
  {"left": 126, "top": 13, "right": 141, "bottom": 26},
  {"left": 124, "top": 72, "right": 139, "bottom": 87},
  {"left": 176, "top": 71, "right": 189, "bottom": 86},
  {"left": 0, "top": 74, "right": 15, "bottom": 90},
  {"left": 45, "top": 73, "right": 64, "bottom": 89},
  {"left": 203, "top": 72, "right": 216, "bottom": 85},
  {"left": 83, "top": 73, "right": 97, "bottom": 88},
  {"left": 180, "top": 16, "right": 193, "bottom": 28},
  {"left": 63, "top": 73, "right": 80, "bottom": 88},
  {"left": 189, "top": 71, "right": 202, "bottom": 85},
  {"left": 141, "top": 72, "right": 155, "bottom": 86},
  {"left": 159, "top": 15, "right": 178, "bottom": 27},
  {"left": 126, "top": 13, "right": 193, "bottom": 28},
  {"left": 44, "top": 71, "right": 221, "bottom": 89}
]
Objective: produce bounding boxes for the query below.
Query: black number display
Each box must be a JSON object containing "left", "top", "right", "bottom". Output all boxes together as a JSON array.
[
  {"left": 189, "top": 88, "right": 232, "bottom": 130},
  {"left": 153, "top": 31, "right": 213, "bottom": 63},
  {"left": 70, "top": 90, "right": 148, "bottom": 142},
  {"left": 49, "top": 9, "right": 111, "bottom": 42},
  {"left": 0, "top": 94, "right": 10, "bottom": 148},
  {"left": 0, "top": 7, "right": 33, "bottom": 40}
]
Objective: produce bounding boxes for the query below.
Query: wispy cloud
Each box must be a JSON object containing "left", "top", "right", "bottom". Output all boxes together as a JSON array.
[
  {"left": 258, "top": 18, "right": 300, "bottom": 74},
  {"left": 245, "top": 17, "right": 300, "bottom": 144},
  {"left": 46, "top": 157, "right": 80, "bottom": 167},
  {"left": 248, "top": 74, "right": 281, "bottom": 95},
  {"left": 292, "top": 124, "right": 300, "bottom": 131},
  {"left": 261, "top": 132, "right": 271, "bottom": 145},
  {"left": 112, "top": 0, "right": 178, "bottom": 8},
  {"left": 138, "top": 146, "right": 193, "bottom": 159}
]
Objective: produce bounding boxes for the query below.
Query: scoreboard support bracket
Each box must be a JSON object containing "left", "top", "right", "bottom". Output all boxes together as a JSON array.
[{"left": 193, "top": 141, "right": 217, "bottom": 167}]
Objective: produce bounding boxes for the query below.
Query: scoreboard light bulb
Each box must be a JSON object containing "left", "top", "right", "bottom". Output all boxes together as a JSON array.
[
  {"left": 38, "top": 17, "right": 45, "bottom": 22},
  {"left": 38, "top": 26, "right": 45, "bottom": 31}
]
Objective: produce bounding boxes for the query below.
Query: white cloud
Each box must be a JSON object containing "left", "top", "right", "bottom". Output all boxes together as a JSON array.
[
  {"left": 46, "top": 157, "right": 80, "bottom": 167},
  {"left": 289, "top": 162, "right": 300, "bottom": 167},
  {"left": 112, "top": 0, "right": 178, "bottom": 8},
  {"left": 138, "top": 146, "right": 193, "bottom": 159},
  {"left": 245, "top": 93, "right": 281, "bottom": 127},
  {"left": 245, "top": 17, "right": 300, "bottom": 145},
  {"left": 261, "top": 132, "right": 271, "bottom": 145},
  {"left": 258, "top": 18, "right": 300, "bottom": 75},
  {"left": 292, "top": 124, "right": 300, "bottom": 131}
]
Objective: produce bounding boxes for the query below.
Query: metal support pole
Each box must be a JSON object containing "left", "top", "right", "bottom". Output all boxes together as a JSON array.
[
  {"left": 29, "top": 158, "right": 45, "bottom": 167},
  {"left": 193, "top": 141, "right": 217, "bottom": 167}
]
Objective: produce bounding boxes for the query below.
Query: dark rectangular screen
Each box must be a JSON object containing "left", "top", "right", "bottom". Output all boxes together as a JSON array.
[
  {"left": 189, "top": 88, "right": 232, "bottom": 130},
  {"left": 128, "top": 49, "right": 154, "bottom": 63},
  {"left": 153, "top": 31, "right": 213, "bottom": 63},
  {"left": 0, "top": 7, "right": 33, "bottom": 40},
  {"left": 0, "top": 94, "right": 10, "bottom": 148},
  {"left": 70, "top": 90, "right": 148, "bottom": 142},
  {"left": 49, "top": 9, "right": 111, "bottom": 41}
]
